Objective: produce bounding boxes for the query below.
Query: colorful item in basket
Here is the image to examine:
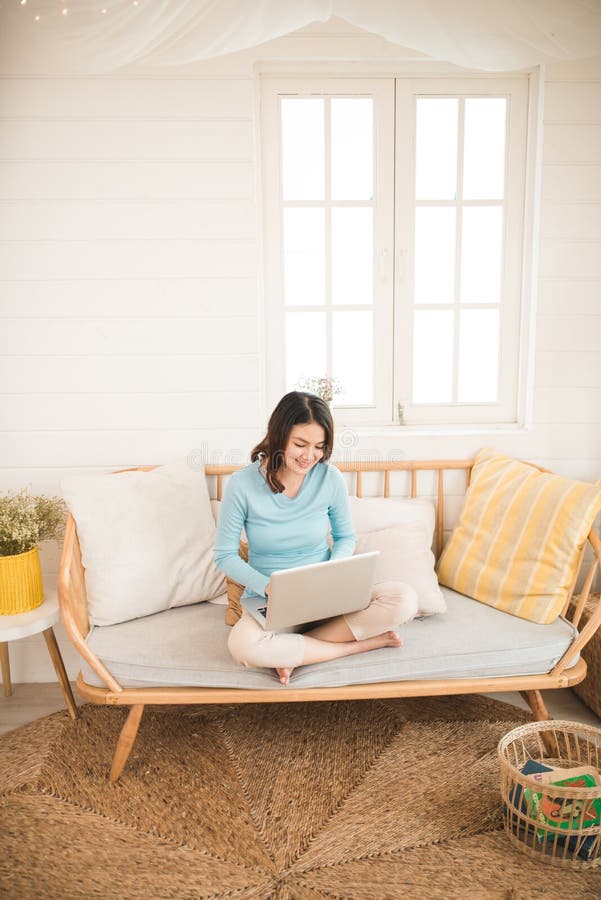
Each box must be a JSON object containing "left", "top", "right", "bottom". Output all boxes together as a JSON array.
[
  {"left": 509, "top": 760, "right": 601, "bottom": 862},
  {"left": 508, "top": 759, "right": 555, "bottom": 815},
  {"left": 525, "top": 772, "right": 601, "bottom": 832},
  {"left": 523, "top": 766, "right": 601, "bottom": 862},
  {"left": 526, "top": 765, "right": 601, "bottom": 786}
]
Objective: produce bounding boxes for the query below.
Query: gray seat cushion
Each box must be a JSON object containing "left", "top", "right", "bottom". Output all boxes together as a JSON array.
[{"left": 82, "top": 587, "right": 579, "bottom": 690}]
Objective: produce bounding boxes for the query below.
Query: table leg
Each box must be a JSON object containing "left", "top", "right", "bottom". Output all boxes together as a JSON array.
[
  {"left": 0, "top": 641, "right": 11, "bottom": 697},
  {"left": 43, "top": 628, "right": 78, "bottom": 720}
]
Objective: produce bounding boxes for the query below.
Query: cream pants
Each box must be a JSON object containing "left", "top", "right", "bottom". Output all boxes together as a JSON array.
[{"left": 227, "top": 581, "right": 418, "bottom": 670}]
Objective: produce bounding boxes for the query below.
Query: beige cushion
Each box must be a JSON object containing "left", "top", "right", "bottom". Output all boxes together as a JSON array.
[
  {"left": 82, "top": 589, "right": 580, "bottom": 690},
  {"left": 348, "top": 496, "right": 437, "bottom": 532},
  {"left": 62, "top": 463, "right": 226, "bottom": 626},
  {"left": 348, "top": 498, "right": 446, "bottom": 616}
]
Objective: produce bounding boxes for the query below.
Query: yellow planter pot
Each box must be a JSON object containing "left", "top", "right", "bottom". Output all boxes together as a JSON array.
[{"left": 0, "top": 546, "right": 44, "bottom": 615}]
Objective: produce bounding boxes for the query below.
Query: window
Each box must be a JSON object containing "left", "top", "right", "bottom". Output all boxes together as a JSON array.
[{"left": 261, "top": 74, "right": 531, "bottom": 427}]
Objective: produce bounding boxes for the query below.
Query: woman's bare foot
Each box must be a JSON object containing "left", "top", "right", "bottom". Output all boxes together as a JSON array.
[
  {"left": 276, "top": 632, "right": 401, "bottom": 684},
  {"left": 361, "top": 630, "right": 402, "bottom": 651},
  {"left": 276, "top": 666, "right": 294, "bottom": 686}
]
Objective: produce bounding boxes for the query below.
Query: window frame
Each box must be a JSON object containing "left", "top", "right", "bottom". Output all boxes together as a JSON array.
[
  {"left": 394, "top": 77, "right": 529, "bottom": 425},
  {"left": 261, "top": 77, "right": 395, "bottom": 423},
  {"left": 260, "top": 68, "right": 538, "bottom": 430}
]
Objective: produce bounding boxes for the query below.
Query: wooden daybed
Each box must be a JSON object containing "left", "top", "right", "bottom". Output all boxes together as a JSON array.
[{"left": 57, "top": 459, "right": 601, "bottom": 782}]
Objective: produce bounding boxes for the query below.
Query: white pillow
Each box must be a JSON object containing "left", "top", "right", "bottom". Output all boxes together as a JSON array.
[
  {"left": 62, "top": 463, "right": 226, "bottom": 626},
  {"left": 348, "top": 498, "right": 446, "bottom": 617},
  {"left": 348, "top": 496, "right": 436, "bottom": 533}
]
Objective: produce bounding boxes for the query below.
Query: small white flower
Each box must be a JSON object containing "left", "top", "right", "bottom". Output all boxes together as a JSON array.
[
  {"left": 296, "top": 375, "right": 343, "bottom": 404},
  {"left": 0, "top": 490, "right": 67, "bottom": 557}
]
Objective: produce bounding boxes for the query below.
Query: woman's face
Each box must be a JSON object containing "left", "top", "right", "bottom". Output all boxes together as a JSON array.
[{"left": 282, "top": 422, "right": 326, "bottom": 476}]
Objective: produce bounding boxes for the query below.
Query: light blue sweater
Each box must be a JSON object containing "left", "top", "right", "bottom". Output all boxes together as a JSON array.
[{"left": 213, "top": 459, "right": 356, "bottom": 599}]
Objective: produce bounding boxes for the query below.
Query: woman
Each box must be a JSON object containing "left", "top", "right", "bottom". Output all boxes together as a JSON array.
[{"left": 214, "top": 391, "right": 417, "bottom": 686}]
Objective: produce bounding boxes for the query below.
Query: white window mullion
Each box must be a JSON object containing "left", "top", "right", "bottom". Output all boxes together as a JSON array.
[
  {"left": 452, "top": 97, "right": 466, "bottom": 404},
  {"left": 393, "top": 80, "right": 416, "bottom": 424},
  {"left": 324, "top": 97, "right": 333, "bottom": 378},
  {"left": 263, "top": 91, "right": 286, "bottom": 414}
]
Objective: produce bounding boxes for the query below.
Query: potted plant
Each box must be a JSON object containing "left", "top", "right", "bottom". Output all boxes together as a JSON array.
[{"left": 0, "top": 490, "right": 67, "bottom": 615}]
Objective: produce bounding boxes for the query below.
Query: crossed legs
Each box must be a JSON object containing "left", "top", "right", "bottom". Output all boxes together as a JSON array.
[
  {"left": 276, "top": 618, "right": 402, "bottom": 685},
  {"left": 228, "top": 581, "right": 418, "bottom": 685}
]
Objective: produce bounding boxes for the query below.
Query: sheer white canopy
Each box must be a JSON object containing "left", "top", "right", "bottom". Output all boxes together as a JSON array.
[{"left": 3, "top": 0, "right": 601, "bottom": 72}]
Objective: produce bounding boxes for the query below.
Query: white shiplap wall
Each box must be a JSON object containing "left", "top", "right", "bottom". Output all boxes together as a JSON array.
[
  {"left": 536, "top": 67, "right": 601, "bottom": 476},
  {"left": 0, "top": 25, "right": 267, "bottom": 682},
  {"left": 0, "top": 19, "right": 599, "bottom": 682}
]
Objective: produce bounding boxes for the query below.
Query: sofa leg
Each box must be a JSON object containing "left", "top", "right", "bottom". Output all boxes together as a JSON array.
[
  {"left": 43, "top": 628, "right": 78, "bottom": 720},
  {"left": 520, "top": 690, "right": 556, "bottom": 756},
  {"left": 520, "top": 689, "right": 550, "bottom": 721},
  {"left": 109, "top": 704, "right": 144, "bottom": 783}
]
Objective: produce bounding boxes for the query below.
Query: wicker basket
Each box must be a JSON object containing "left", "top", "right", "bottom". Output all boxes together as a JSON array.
[
  {"left": 498, "top": 720, "right": 601, "bottom": 868},
  {"left": 0, "top": 546, "right": 44, "bottom": 615}
]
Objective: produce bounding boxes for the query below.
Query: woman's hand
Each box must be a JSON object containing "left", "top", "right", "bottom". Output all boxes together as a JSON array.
[{"left": 265, "top": 582, "right": 271, "bottom": 597}]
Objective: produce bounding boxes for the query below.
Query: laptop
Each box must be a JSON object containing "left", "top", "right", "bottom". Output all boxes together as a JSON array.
[{"left": 241, "top": 551, "right": 380, "bottom": 631}]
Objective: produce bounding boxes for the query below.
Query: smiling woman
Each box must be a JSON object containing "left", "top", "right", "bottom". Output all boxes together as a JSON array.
[
  {"left": 250, "top": 391, "right": 334, "bottom": 494},
  {"left": 278, "top": 421, "right": 327, "bottom": 492},
  {"left": 213, "top": 391, "right": 418, "bottom": 685}
]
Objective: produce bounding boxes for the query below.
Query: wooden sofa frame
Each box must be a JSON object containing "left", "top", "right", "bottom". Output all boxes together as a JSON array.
[{"left": 58, "top": 459, "right": 601, "bottom": 782}]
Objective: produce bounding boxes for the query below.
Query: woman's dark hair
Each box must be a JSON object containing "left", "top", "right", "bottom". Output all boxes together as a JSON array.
[{"left": 251, "top": 391, "right": 334, "bottom": 493}]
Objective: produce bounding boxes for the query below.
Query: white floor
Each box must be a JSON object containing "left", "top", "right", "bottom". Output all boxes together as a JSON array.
[
  {"left": 1, "top": 682, "right": 599, "bottom": 738},
  {"left": 1, "top": 682, "right": 82, "bottom": 736},
  {"left": 490, "top": 689, "right": 601, "bottom": 727}
]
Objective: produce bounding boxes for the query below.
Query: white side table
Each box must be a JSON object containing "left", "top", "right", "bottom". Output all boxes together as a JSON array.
[{"left": 0, "top": 590, "right": 78, "bottom": 719}]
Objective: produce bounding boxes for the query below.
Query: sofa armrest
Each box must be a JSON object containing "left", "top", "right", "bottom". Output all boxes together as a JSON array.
[
  {"left": 551, "top": 528, "right": 601, "bottom": 674},
  {"left": 58, "top": 514, "right": 122, "bottom": 693}
]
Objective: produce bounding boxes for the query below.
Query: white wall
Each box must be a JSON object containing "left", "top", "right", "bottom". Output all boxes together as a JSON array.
[{"left": 0, "top": 18, "right": 599, "bottom": 682}]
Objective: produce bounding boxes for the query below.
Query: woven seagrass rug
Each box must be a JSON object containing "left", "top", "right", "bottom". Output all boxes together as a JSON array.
[{"left": 2, "top": 695, "right": 601, "bottom": 899}]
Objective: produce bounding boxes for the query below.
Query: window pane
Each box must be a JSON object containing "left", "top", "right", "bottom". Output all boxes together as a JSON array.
[
  {"left": 283, "top": 208, "right": 325, "bottom": 306},
  {"left": 416, "top": 98, "right": 458, "bottom": 200},
  {"left": 412, "top": 310, "right": 453, "bottom": 404},
  {"left": 414, "top": 207, "right": 456, "bottom": 304},
  {"left": 458, "top": 309, "right": 499, "bottom": 402},
  {"left": 286, "top": 312, "right": 326, "bottom": 392},
  {"left": 333, "top": 311, "right": 373, "bottom": 404},
  {"left": 331, "top": 98, "right": 373, "bottom": 200},
  {"left": 463, "top": 98, "right": 506, "bottom": 200},
  {"left": 332, "top": 208, "right": 373, "bottom": 305},
  {"left": 281, "top": 98, "right": 324, "bottom": 201},
  {"left": 461, "top": 207, "right": 503, "bottom": 303}
]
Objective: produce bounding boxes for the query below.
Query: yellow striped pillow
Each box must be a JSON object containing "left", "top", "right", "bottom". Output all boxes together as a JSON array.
[{"left": 437, "top": 449, "right": 601, "bottom": 624}]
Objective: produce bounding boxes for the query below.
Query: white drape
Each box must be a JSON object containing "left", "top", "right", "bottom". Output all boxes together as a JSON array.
[{"left": 3, "top": 0, "right": 601, "bottom": 72}]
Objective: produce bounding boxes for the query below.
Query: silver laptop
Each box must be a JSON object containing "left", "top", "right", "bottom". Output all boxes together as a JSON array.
[{"left": 241, "top": 551, "right": 380, "bottom": 631}]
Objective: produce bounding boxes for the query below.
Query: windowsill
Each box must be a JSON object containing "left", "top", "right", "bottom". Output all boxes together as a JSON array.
[{"left": 333, "top": 422, "right": 531, "bottom": 438}]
